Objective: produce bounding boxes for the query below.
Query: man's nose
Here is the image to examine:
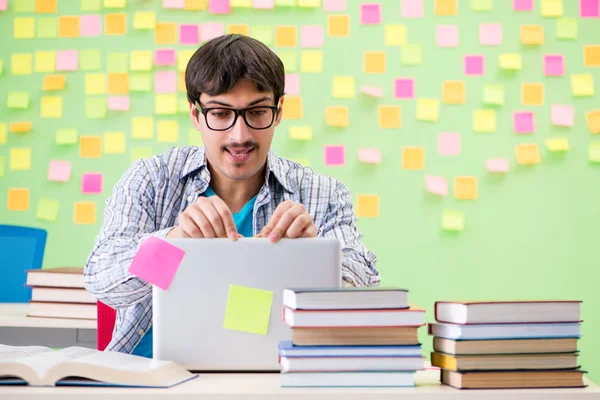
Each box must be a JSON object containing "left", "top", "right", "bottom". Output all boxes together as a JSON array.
[{"left": 228, "top": 113, "right": 252, "bottom": 142}]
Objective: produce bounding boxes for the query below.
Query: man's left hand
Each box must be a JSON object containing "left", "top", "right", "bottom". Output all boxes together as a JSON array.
[{"left": 257, "top": 200, "right": 318, "bottom": 243}]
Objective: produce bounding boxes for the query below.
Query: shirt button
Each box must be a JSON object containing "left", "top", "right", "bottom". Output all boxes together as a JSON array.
[
  {"left": 138, "top": 329, "right": 145, "bottom": 335},
  {"left": 187, "top": 195, "right": 193, "bottom": 202}
]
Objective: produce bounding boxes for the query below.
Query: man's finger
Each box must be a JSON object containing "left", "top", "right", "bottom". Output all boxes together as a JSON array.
[
  {"left": 178, "top": 213, "right": 204, "bottom": 238},
  {"left": 188, "top": 206, "right": 217, "bottom": 238},
  {"left": 268, "top": 204, "right": 305, "bottom": 243},
  {"left": 259, "top": 200, "right": 294, "bottom": 237},
  {"left": 210, "top": 197, "right": 238, "bottom": 240},
  {"left": 199, "top": 201, "right": 228, "bottom": 238},
  {"left": 285, "top": 213, "right": 312, "bottom": 238},
  {"left": 300, "top": 224, "right": 318, "bottom": 238}
]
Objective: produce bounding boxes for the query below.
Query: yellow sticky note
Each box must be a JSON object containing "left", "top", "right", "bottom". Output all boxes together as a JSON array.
[
  {"left": 301, "top": 50, "right": 323, "bottom": 73},
  {"left": 85, "top": 73, "right": 106, "bottom": 95},
  {"left": 402, "top": 147, "right": 424, "bottom": 170},
  {"left": 442, "top": 81, "right": 466, "bottom": 104},
  {"left": 498, "top": 54, "right": 522, "bottom": 70},
  {"left": 104, "top": 132, "right": 126, "bottom": 154},
  {"left": 435, "top": 0, "right": 458, "bottom": 15},
  {"left": 454, "top": 176, "right": 478, "bottom": 200},
  {"left": 416, "top": 99, "right": 440, "bottom": 122},
  {"left": 282, "top": 96, "right": 303, "bottom": 119},
  {"left": 105, "top": 13, "right": 127, "bottom": 35},
  {"left": 185, "top": 0, "right": 208, "bottom": 9},
  {"left": 0, "top": 124, "right": 6, "bottom": 144},
  {"left": 133, "top": 12, "right": 155, "bottom": 29},
  {"left": 178, "top": 50, "right": 194, "bottom": 72},
  {"left": 516, "top": 144, "right": 541, "bottom": 165},
  {"left": 74, "top": 202, "right": 96, "bottom": 225},
  {"left": 11, "top": 53, "right": 33, "bottom": 75},
  {"left": 586, "top": 109, "right": 600, "bottom": 134},
  {"left": 332, "top": 76, "right": 355, "bottom": 99},
  {"left": 325, "top": 106, "right": 349, "bottom": 127},
  {"left": 328, "top": 15, "right": 350, "bottom": 37},
  {"left": 541, "top": 0, "right": 562, "bottom": 17},
  {"left": 132, "top": 117, "right": 154, "bottom": 139},
  {"left": 275, "top": 26, "right": 297, "bottom": 47},
  {"left": 521, "top": 25, "right": 544, "bottom": 45},
  {"left": 584, "top": 45, "right": 600, "bottom": 68},
  {"left": 10, "top": 149, "right": 31, "bottom": 171},
  {"left": 7, "top": 189, "right": 30, "bottom": 211},
  {"left": 227, "top": 24, "right": 249, "bottom": 36},
  {"left": 108, "top": 73, "right": 129, "bottom": 95},
  {"left": 473, "top": 110, "right": 496, "bottom": 133},
  {"left": 289, "top": 126, "right": 312, "bottom": 140},
  {"left": 34, "top": 51, "right": 56, "bottom": 73},
  {"left": 441, "top": 210, "right": 465, "bottom": 232},
  {"left": 155, "top": 22, "right": 176, "bottom": 44},
  {"left": 356, "top": 195, "right": 379, "bottom": 218},
  {"left": 41, "top": 96, "right": 62, "bottom": 118},
  {"left": 179, "top": 72, "right": 186, "bottom": 92},
  {"left": 571, "top": 74, "right": 594, "bottom": 97},
  {"left": 58, "top": 16, "right": 79, "bottom": 38},
  {"left": 298, "top": 0, "right": 320, "bottom": 6},
  {"left": 231, "top": 0, "right": 251, "bottom": 6},
  {"left": 37, "top": 198, "right": 60, "bottom": 222},
  {"left": 36, "top": 0, "right": 57, "bottom": 13},
  {"left": 10, "top": 122, "right": 32, "bottom": 133},
  {"left": 130, "top": 51, "right": 152, "bottom": 72},
  {"left": 546, "top": 137, "right": 569, "bottom": 151},
  {"left": 157, "top": 120, "right": 179, "bottom": 143},
  {"left": 378, "top": 106, "right": 402, "bottom": 129},
  {"left": 42, "top": 75, "right": 66, "bottom": 91},
  {"left": 364, "top": 52, "right": 386, "bottom": 74},
  {"left": 522, "top": 83, "right": 544, "bottom": 105},
  {"left": 385, "top": 24, "right": 406, "bottom": 46},
  {"left": 155, "top": 94, "right": 178, "bottom": 115},
  {"left": 223, "top": 284, "right": 273, "bottom": 336},
  {"left": 131, "top": 147, "right": 154, "bottom": 163},
  {"left": 104, "top": 0, "right": 126, "bottom": 7},
  {"left": 14, "top": 17, "right": 35, "bottom": 39},
  {"left": 80, "top": 135, "right": 102, "bottom": 158}
]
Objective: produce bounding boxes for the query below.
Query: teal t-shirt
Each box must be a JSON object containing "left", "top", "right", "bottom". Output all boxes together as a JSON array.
[{"left": 130, "top": 187, "right": 257, "bottom": 358}]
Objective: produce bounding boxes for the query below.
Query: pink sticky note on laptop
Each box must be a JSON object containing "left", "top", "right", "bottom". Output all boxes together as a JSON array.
[
  {"left": 80, "top": 15, "right": 102, "bottom": 37},
  {"left": 301, "top": 25, "right": 324, "bottom": 48},
  {"left": 324, "top": 145, "right": 345, "bottom": 166},
  {"left": 155, "top": 49, "right": 176, "bottom": 66},
  {"left": 581, "top": 0, "right": 599, "bottom": 17},
  {"left": 486, "top": 158, "right": 510, "bottom": 172},
  {"left": 48, "top": 160, "right": 72, "bottom": 182},
  {"left": 129, "top": 236, "right": 186, "bottom": 291},
  {"left": 551, "top": 105, "right": 574, "bottom": 126},
  {"left": 425, "top": 176, "right": 448, "bottom": 196},
  {"left": 82, "top": 173, "right": 103, "bottom": 194},
  {"left": 285, "top": 73, "right": 300, "bottom": 95},
  {"left": 514, "top": 112, "right": 535, "bottom": 133}
]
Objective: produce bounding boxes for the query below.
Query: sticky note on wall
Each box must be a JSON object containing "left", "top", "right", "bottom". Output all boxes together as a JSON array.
[
  {"left": 586, "top": 109, "right": 600, "bottom": 134},
  {"left": 425, "top": 176, "right": 448, "bottom": 196},
  {"left": 358, "top": 148, "right": 382, "bottom": 164},
  {"left": 37, "top": 198, "right": 60, "bottom": 222},
  {"left": 442, "top": 210, "right": 465, "bottom": 232},
  {"left": 325, "top": 106, "right": 349, "bottom": 127},
  {"left": 516, "top": 144, "right": 541, "bottom": 165},
  {"left": 324, "top": 145, "right": 345, "bottom": 166},
  {"left": 402, "top": 147, "right": 424, "bottom": 170},
  {"left": 48, "top": 160, "right": 72, "bottom": 182},
  {"left": 356, "top": 195, "right": 379, "bottom": 217},
  {"left": 82, "top": 173, "right": 103, "bottom": 194},
  {"left": 379, "top": 106, "right": 402, "bottom": 129},
  {"left": 10, "top": 148, "right": 31, "bottom": 170},
  {"left": 7, "top": 188, "right": 30, "bottom": 211},
  {"left": 454, "top": 177, "right": 478, "bottom": 200}
]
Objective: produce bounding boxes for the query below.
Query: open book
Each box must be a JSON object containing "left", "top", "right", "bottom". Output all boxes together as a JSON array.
[{"left": 0, "top": 345, "right": 197, "bottom": 387}]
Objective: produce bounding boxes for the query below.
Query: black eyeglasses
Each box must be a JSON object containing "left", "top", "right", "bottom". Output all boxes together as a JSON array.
[{"left": 195, "top": 101, "right": 279, "bottom": 131}]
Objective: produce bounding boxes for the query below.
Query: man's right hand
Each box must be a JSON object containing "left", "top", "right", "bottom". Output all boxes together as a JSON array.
[{"left": 166, "top": 196, "right": 239, "bottom": 240}]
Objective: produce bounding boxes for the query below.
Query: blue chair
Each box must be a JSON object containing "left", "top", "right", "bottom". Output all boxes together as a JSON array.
[{"left": 0, "top": 225, "right": 47, "bottom": 303}]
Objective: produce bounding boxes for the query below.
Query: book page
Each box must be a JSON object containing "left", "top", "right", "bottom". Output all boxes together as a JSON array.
[{"left": 0, "top": 345, "right": 52, "bottom": 361}]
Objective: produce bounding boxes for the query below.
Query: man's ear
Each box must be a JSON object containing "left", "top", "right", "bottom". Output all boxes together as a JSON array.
[
  {"left": 274, "top": 96, "right": 285, "bottom": 127},
  {"left": 189, "top": 101, "right": 202, "bottom": 130}
]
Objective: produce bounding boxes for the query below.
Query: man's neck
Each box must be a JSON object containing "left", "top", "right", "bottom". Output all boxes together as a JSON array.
[{"left": 207, "top": 163, "right": 265, "bottom": 214}]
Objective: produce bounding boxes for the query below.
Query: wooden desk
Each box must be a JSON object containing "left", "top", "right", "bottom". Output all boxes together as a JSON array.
[{"left": 0, "top": 371, "right": 598, "bottom": 399}]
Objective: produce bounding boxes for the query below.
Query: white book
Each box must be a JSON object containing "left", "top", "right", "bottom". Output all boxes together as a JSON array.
[
  {"left": 31, "top": 287, "right": 96, "bottom": 304},
  {"left": 0, "top": 345, "right": 196, "bottom": 387},
  {"left": 278, "top": 340, "right": 422, "bottom": 357},
  {"left": 283, "top": 287, "right": 408, "bottom": 310},
  {"left": 284, "top": 306, "right": 425, "bottom": 327},
  {"left": 26, "top": 268, "right": 85, "bottom": 289},
  {"left": 280, "top": 355, "right": 425, "bottom": 372},
  {"left": 28, "top": 302, "right": 97, "bottom": 320},
  {"left": 281, "top": 371, "right": 416, "bottom": 387},
  {"left": 429, "top": 322, "right": 581, "bottom": 340}
]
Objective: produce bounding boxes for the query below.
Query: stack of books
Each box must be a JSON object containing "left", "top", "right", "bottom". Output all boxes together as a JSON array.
[
  {"left": 279, "top": 287, "right": 426, "bottom": 388},
  {"left": 25, "top": 267, "right": 97, "bottom": 320},
  {"left": 429, "top": 300, "right": 586, "bottom": 389}
]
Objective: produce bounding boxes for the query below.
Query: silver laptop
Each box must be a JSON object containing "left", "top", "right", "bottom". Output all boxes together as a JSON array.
[{"left": 153, "top": 238, "right": 341, "bottom": 371}]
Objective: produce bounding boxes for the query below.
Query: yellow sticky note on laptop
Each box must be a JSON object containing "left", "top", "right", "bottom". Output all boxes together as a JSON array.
[
  {"left": 223, "top": 284, "right": 273, "bottom": 336},
  {"left": 325, "top": 106, "right": 349, "bottom": 127}
]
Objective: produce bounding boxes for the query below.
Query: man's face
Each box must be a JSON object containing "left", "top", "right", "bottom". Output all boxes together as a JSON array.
[{"left": 190, "top": 79, "right": 284, "bottom": 182}]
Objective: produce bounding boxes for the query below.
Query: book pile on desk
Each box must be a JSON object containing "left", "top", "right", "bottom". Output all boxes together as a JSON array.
[
  {"left": 25, "top": 267, "right": 97, "bottom": 320},
  {"left": 429, "top": 300, "right": 586, "bottom": 389},
  {"left": 278, "top": 287, "right": 426, "bottom": 387}
]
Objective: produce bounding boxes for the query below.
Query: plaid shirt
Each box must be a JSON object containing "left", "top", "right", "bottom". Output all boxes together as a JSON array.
[{"left": 84, "top": 146, "right": 380, "bottom": 353}]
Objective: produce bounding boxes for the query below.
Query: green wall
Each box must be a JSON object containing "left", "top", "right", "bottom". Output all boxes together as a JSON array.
[{"left": 0, "top": 0, "right": 599, "bottom": 383}]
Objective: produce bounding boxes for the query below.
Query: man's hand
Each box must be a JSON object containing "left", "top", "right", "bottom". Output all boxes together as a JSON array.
[
  {"left": 257, "top": 200, "right": 317, "bottom": 243},
  {"left": 167, "top": 196, "right": 239, "bottom": 240}
]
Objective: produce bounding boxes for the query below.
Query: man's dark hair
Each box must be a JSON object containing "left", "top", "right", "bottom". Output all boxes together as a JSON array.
[{"left": 185, "top": 34, "right": 285, "bottom": 110}]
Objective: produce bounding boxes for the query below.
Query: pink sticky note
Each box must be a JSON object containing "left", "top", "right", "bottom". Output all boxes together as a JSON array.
[
  {"left": 0, "top": 0, "right": 7, "bottom": 11},
  {"left": 361, "top": 86, "right": 383, "bottom": 97},
  {"left": 209, "top": 0, "right": 231, "bottom": 14},
  {"left": 464, "top": 55, "right": 484, "bottom": 76},
  {"left": 155, "top": 49, "right": 176, "bottom": 66},
  {"left": 361, "top": 3, "right": 382, "bottom": 24},
  {"left": 48, "top": 160, "right": 72, "bottom": 182},
  {"left": 514, "top": 111, "right": 535, "bottom": 133},
  {"left": 323, "top": 0, "right": 346, "bottom": 11},
  {"left": 82, "top": 173, "right": 103, "bottom": 194},
  {"left": 438, "top": 133, "right": 461, "bottom": 156},
  {"left": 80, "top": 15, "right": 102, "bottom": 37},
  {"left": 358, "top": 148, "right": 382, "bottom": 164},
  {"left": 128, "top": 236, "right": 186, "bottom": 291},
  {"left": 479, "top": 23, "right": 502, "bottom": 46},
  {"left": 513, "top": 0, "right": 533, "bottom": 11},
  {"left": 324, "top": 145, "right": 345, "bottom": 166},
  {"left": 486, "top": 158, "right": 510, "bottom": 172},
  {"left": 401, "top": 0, "right": 423, "bottom": 17},
  {"left": 253, "top": 0, "right": 275, "bottom": 8},
  {"left": 551, "top": 105, "right": 575, "bottom": 127},
  {"left": 581, "top": 0, "right": 600, "bottom": 17},
  {"left": 425, "top": 176, "right": 448, "bottom": 196},
  {"left": 155, "top": 71, "right": 177, "bottom": 93},
  {"left": 202, "top": 22, "right": 225, "bottom": 41},
  {"left": 285, "top": 73, "right": 300, "bottom": 95},
  {"left": 56, "top": 50, "right": 78, "bottom": 72},
  {"left": 301, "top": 25, "right": 324, "bottom": 48},
  {"left": 394, "top": 78, "right": 415, "bottom": 99},
  {"left": 180, "top": 24, "right": 200, "bottom": 45},
  {"left": 436, "top": 25, "right": 459, "bottom": 48},
  {"left": 544, "top": 55, "right": 565, "bottom": 76},
  {"left": 164, "top": 0, "right": 185, "bottom": 8},
  {"left": 108, "top": 96, "right": 130, "bottom": 111}
]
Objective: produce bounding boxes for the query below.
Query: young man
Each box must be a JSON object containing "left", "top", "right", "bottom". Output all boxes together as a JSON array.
[{"left": 84, "top": 34, "right": 380, "bottom": 357}]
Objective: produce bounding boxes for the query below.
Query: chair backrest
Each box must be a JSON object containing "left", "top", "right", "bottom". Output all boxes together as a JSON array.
[
  {"left": 97, "top": 301, "right": 117, "bottom": 351},
  {"left": 0, "top": 225, "right": 47, "bottom": 302}
]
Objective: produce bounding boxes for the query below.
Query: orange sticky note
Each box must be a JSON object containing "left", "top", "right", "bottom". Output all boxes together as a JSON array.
[
  {"left": 36, "top": 0, "right": 57, "bottom": 13},
  {"left": 227, "top": 24, "right": 249, "bottom": 36},
  {"left": 379, "top": 105, "right": 402, "bottom": 129},
  {"left": 516, "top": 143, "right": 541, "bottom": 165},
  {"left": 80, "top": 135, "right": 102, "bottom": 158},
  {"left": 108, "top": 73, "right": 129, "bottom": 95},
  {"left": 402, "top": 147, "right": 424, "bottom": 170},
  {"left": 105, "top": 13, "right": 127, "bottom": 35},
  {"left": 10, "top": 122, "right": 32, "bottom": 133},
  {"left": 42, "top": 75, "right": 66, "bottom": 91},
  {"left": 155, "top": 22, "right": 177, "bottom": 44},
  {"left": 74, "top": 202, "right": 96, "bottom": 224},
  {"left": 275, "top": 26, "right": 297, "bottom": 47},
  {"left": 584, "top": 45, "right": 600, "bottom": 68},
  {"left": 328, "top": 15, "right": 350, "bottom": 37},
  {"left": 435, "top": 0, "right": 457, "bottom": 15},
  {"left": 364, "top": 51, "right": 386, "bottom": 74},
  {"left": 586, "top": 109, "right": 600, "bottom": 134},
  {"left": 7, "top": 189, "right": 30, "bottom": 211},
  {"left": 520, "top": 25, "right": 544, "bottom": 45},
  {"left": 454, "top": 176, "right": 478, "bottom": 200},
  {"left": 58, "top": 16, "right": 79, "bottom": 38},
  {"left": 185, "top": 0, "right": 208, "bottom": 9},
  {"left": 325, "top": 106, "right": 349, "bottom": 127},
  {"left": 356, "top": 195, "right": 379, "bottom": 218},
  {"left": 521, "top": 83, "right": 544, "bottom": 105},
  {"left": 442, "top": 81, "right": 466, "bottom": 104},
  {"left": 282, "top": 96, "right": 303, "bottom": 119},
  {"left": 10, "top": 148, "right": 31, "bottom": 170}
]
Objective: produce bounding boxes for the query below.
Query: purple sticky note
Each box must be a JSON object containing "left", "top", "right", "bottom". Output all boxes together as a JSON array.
[
  {"left": 301, "top": 25, "right": 324, "bottom": 48},
  {"left": 285, "top": 73, "right": 300, "bottom": 95},
  {"left": 209, "top": 0, "right": 231, "bottom": 14},
  {"left": 486, "top": 158, "right": 510, "bottom": 172},
  {"left": 128, "top": 236, "right": 186, "bottom": 291},
  {"left": 56, "top": 50, "right": 78, "bottom": 72},
  {"left": 324, "top": 145, "right": 345, "bottom": 166},
  {"left": 513, "top": 0, "right": 533, "bottom": 11},
  {"left": 202, "top": 22, "right": 225, "bottom": 41},
  {"left": 253, "top": 0, "right": 275, "bottom": 8},
  {"left": 479, "top": 23, "right": 502, "bottom": 46},
  {"left": 361, "top": 86, "right": 383, "bottom": 97},
  {"left": 0, "top": 0, "right": 7, "bottom": 11},
  {"left": 180, "top": 24, "right": 199, "bottom": 45},
  {"left": 361, "top": 3, "right": 382, "bottom": 24},
  {"left": 551, "top": 105, "right": 575, "bottom": 126},
  {"left": 82, "top": 173, "right": 103, "bottom": 194},
  {"left": 425, "top": 176, "right": 448, "bottom": 196},
  {"left": 436, "top": 25, "right": 459, "bottom": 47},
  {"left": 80, "top": 15, "right": 102, "bottom": 37},
  {"left": 401, "top": 0, "right": 423, "bottom": 18},
  {"left": 544, "top": 55, "right": 565, "bottom": 76},
  {"left": 581, "top": 0, "right": 600, "bottom": 17},
  {"left": 464, "top": 55, "right": 484, "bottom": 76},
  {"left": 514, "top": 111, "right": 535, "bottom": 133},
  {"left": 358, "top": 148, "right": 382, "bottom": 164},
  {"left": 108, "top": 96, "right": 130, "bottom": 111},
  {"left": 394, "top": 78, "right": 415, "bottom": 99},
  {"left": 163, "top": 0, "right": 185, "bottom": 8},
  {"left": 48, "top": 160, "right": 72, "bottom": 182},
  {"left": 155, "top": 71, "right": 177, "bottom": 93},
  {"left": 155, "top": 49, "right": 176, "bottom": 66},
  {"left": 438, "top": 133, "right": 461, "bottom": 156}
]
